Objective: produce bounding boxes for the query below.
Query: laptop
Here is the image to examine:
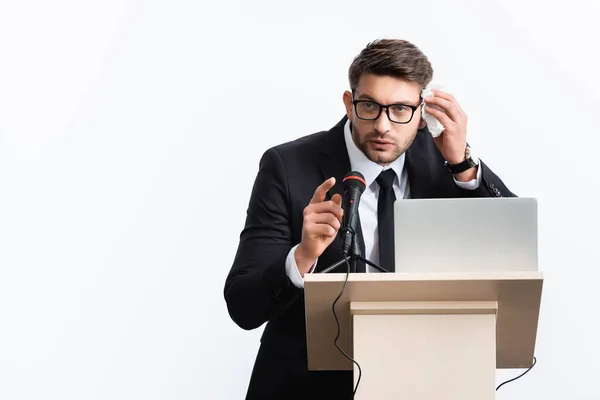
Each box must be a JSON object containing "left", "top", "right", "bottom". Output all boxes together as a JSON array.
[{"left": 393, "top": 197, "right": 538, "bottom": 273}]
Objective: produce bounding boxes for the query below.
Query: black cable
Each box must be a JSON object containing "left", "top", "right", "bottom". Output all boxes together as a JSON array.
[
  {"left": 331, "top": 258, "right": 361, "bottom": 398},
  {"left": 330, "top": 252, "right": 534, "bottom": 397},
  {"left": 496, "top": 356, "right": 537, "bottom": 391}
]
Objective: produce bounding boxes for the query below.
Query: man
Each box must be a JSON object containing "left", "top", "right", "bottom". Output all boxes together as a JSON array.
[{"left": 224, "top": 39, "right": 514, "bottom": 399}]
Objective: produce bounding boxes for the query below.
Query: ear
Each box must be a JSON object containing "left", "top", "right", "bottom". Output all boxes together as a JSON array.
[
  {"left": 343, "top": 91, "right": 353, "bottom": 122},
  {"left": 418, "top": 106, "right": 426, "bottom": 129}
]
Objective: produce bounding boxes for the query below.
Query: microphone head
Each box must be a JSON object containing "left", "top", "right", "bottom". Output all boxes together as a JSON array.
[{"left": 342, "top": 171, "right": 366, "bottom": 193}]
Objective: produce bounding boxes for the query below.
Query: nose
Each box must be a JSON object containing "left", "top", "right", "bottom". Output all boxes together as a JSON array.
[{"left": 374, "top": 107, "right": 392, "bottom": 134}]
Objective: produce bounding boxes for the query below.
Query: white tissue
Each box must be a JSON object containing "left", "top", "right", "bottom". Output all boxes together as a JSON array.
[{"left": 421, "top": 83, "right": 445, "bottom": 138}]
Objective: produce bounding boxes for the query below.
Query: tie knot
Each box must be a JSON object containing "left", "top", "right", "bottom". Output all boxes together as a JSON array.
[{"left": 376, "top": 169, "right": 396, "bottom": 189}]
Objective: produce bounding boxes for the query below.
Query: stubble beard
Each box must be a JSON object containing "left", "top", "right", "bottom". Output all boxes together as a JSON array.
[{"left": 351, "top": 123, "right": 417, "bottom": 166}]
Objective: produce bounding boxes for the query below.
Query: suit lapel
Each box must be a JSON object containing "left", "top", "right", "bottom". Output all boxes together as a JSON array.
[{"left": 318, "top": 117, "right": 366, "bottom": 271}]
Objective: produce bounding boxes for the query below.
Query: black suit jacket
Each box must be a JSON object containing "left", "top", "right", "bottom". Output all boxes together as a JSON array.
[{"left": 224, "top": 116, "right": 515, "bottom": 400}]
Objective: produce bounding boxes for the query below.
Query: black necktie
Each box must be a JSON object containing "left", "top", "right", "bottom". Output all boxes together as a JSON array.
[{"left": 376, "top": 169, "right": 397, "bottom": 272}]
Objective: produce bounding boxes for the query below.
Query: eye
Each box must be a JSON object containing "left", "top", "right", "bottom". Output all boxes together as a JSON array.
[
  {"left": 362, "top": 102, "right": 376, "bottom": 109},
  {"left": 390, "top": 105, "right": 407, "bottom": 112}
]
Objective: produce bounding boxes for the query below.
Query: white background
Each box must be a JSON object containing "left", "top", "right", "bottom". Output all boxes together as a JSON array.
[{"left": 1, "top": 0, "right": 599, "bottom": 399}]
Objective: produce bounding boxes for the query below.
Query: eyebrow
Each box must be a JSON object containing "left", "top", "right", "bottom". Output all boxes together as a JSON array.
[{"left": 355, "top": 94, "right": 420, "bottom": 106}]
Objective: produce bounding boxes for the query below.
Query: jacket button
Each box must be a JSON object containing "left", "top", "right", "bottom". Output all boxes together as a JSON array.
[{"left": 488, "top": 182, "right": 501, "bottom": 197}]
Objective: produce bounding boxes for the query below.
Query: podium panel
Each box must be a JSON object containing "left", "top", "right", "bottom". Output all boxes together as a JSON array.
[
  {"left": 304, "top": 272, "right": 542, "bottom": 371},
  {"left": 351, "top": 301, "right": 496, "bottom": 400}
]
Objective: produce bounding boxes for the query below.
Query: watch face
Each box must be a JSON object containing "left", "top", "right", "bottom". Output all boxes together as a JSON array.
[{"left": 467, "top": 146, "right": 479, "bottom": 166}]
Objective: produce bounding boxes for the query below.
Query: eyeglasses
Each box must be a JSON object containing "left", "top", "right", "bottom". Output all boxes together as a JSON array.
[{"left": 352, "top": 98, "right": 423, "bottom": 124}]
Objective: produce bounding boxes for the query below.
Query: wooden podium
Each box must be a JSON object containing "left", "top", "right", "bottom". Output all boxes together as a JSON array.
[{"left": 304, "top": 271, "right": 543, "bottom": 399}]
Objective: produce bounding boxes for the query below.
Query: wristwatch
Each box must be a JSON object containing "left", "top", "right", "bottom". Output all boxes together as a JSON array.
[{"left": 445, "top": 145, "right": 479, "bottom": 174}]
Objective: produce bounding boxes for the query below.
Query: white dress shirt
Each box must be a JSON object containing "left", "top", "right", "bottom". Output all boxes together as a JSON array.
[{"left": 285, "top": 120, "right": 482, "bottom": 288}]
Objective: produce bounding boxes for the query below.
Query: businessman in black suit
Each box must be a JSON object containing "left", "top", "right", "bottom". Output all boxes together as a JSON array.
[{"left": 224, "top": 39, "right": 514, "bottom": 400}]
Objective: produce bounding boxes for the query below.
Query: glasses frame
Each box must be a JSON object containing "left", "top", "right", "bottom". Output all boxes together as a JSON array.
[{"left": 352, "top": 98, "right": 423, "bottom": 124}]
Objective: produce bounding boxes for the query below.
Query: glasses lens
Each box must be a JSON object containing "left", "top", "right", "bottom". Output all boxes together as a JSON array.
[
  {"left": 355, "top": 101, "right": 380, "bottom": 120},
  {"left": 388, "top": 105, "right": 414, "bottom": 123}
]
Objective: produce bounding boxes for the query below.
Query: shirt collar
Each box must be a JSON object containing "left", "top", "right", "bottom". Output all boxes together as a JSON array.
[{"left": 343, "top": 119, "right": 406, "bottom": 189}]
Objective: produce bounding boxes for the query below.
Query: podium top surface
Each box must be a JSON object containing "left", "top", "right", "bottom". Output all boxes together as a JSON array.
[{"left": 304, "top": 271, "right": 543, "bottom": 371}]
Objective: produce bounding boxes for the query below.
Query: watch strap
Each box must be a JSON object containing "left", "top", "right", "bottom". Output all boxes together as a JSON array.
[
  {"left": 445, "top": 157, "right": 477, "bottom": 174},
  {"left": 445, "top": 145, "right": 478, "bottom": 174}
]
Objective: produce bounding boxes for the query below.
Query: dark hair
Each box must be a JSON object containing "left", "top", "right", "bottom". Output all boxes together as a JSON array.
[{"left": 349, "top": 39, "right": 433, "bottom": 93}]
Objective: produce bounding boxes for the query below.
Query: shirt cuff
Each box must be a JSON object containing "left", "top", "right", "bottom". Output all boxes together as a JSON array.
[
  {"left": 285, "top": 244, "right": 318, "bottom": 289},
  {"left": 453, "top": 163, "right": 483, "bottom": 190}
]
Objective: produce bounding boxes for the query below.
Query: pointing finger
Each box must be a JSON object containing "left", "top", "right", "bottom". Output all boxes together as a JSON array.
[{"left": 310, "top": 177, "right": 336, "bottom": 204}]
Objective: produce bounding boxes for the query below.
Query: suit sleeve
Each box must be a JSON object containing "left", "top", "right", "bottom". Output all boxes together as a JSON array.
[
  {"left": 457, "top": 160, "right": 516, "bottom": 198},
  {"left": 224, "top": 147, "right": 302, "bottom": 330}
]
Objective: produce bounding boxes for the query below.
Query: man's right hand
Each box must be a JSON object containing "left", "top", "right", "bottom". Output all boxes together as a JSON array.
[{"left": 295, "top": 177, "right": 343, "bottom": 277}]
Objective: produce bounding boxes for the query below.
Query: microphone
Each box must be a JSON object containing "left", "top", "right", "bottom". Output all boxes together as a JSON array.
[
  {"left": 321, "top": 171, "right": 388, "bottom": 274},
  {"left": 340, "top": 171, "right": 366, "bottom": 256}
]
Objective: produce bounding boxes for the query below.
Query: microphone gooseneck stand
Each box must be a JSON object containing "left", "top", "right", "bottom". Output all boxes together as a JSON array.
[{"left": 320, "top": 228, "right": 389, "bottom": 274}]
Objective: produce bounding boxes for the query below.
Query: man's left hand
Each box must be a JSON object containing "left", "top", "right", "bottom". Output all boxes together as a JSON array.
[
  {"left": 424, "top": 89, "right": 477, "bottom": 182},
  {"left": 424, "top": 89, "right": 469, "bottom": 165}
]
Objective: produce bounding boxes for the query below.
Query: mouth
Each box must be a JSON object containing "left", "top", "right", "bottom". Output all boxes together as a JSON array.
[{"left": 369, "top": 139, "right": 394, "bottom": 149}]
